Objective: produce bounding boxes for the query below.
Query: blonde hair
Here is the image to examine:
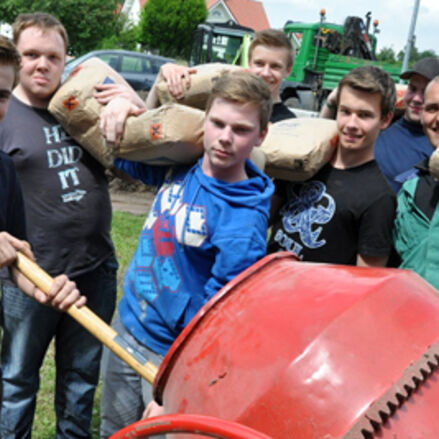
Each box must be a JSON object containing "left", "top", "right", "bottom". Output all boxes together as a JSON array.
[
  {"left": 249, "top": 29, "right": 295, "bottom": 69},
  {"left": 0, "top": 35, "right": 21, "bottom": 87},
  {"left": 205, "top": 71, "right": 273, "bottom": 132},
  {"left": 13, "top": 12, "right": 68, "bottom": 53}
]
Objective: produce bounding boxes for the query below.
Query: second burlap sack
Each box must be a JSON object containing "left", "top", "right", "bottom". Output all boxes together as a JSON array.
[
  {"left": 49, "top": 57, "right": 205, "bottom": 168},
  {"left": 155, "top": 63, "right": 242, "bottom": 110},
  {"left": 115, "top": 104, "right": 204, "bottom": 165},
  {"left": 260, "top": 118, "right": 339, "bottom": 181}
]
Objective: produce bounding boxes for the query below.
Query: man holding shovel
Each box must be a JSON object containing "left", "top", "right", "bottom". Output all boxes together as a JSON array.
[
  {"left": 0, "top": 35, "right": 84, "bottom": 310},
  {"left": 0, "top": 13, "right": 117, "bottom": 438}
]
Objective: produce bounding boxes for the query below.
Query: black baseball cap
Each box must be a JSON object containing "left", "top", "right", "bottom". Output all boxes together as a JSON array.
[{"left": 400, "top": 57, "right": 439, "bottom": 81}]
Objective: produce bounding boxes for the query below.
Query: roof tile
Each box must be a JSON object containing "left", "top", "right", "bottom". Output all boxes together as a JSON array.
[{"left": 208, "top": 0, "right": 270, "bottom": 31}]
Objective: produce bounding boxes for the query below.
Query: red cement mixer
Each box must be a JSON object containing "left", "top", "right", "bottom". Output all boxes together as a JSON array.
[{"left": 113, "top": 252, "right": 439, "bottom": 438}]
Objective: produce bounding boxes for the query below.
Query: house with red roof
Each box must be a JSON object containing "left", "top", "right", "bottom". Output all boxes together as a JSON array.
[
  {"left": 120, "top": 0, "right": 147, "bottom": 25},
  {"left": 122, "top": 0, "right": 270, "bottom": 31},
  {"left": 206, "top": 0, "right": 270, "bottom": 31}
]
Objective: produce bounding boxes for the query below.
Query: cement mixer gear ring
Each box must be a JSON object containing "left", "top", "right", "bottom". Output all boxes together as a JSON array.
[{"left": 344, "top": 338, "right": 439, "bottom": 438}]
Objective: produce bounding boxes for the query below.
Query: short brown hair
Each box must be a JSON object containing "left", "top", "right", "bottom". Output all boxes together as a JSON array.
[
  {"left": 336, "top": 65, "right": 396, "bottom": 117},
  {"left": 0, "top": 36, "right": 21, "bottom": 87},
  {"left": 205, "top": 71, "right": 273, "bottom": 132},
  {"left": 13, "top": 12, "right": 68, "bottom": 53},
  {"left": 249, "top": 29, "right": 295, "bottom": 69}
]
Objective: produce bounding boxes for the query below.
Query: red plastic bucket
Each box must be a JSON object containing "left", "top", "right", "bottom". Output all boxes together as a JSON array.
[{"left": 154, "top": 252, "right": 439, "bottom": 438}]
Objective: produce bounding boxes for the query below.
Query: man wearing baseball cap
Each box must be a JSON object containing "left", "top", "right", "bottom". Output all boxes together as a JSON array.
[{"left": 375, "top": 57, "right": 439, "bottom": 192}]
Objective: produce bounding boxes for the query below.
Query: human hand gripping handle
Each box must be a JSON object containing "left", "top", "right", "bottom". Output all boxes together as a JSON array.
[{"left": 14, "top": 252, "right": 159, "bottom": 384}]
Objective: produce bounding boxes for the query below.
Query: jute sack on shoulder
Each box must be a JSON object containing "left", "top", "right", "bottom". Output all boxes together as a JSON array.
[
  {"left": 48, "top": 57, "right": 128, "bottom": 168},
  {"left": 156, "top": 63, "right": 243, "bottom": 110},
  {"left": 260, "top": 118, "right": 339, "bottom": 181},
  {"left": 115, "top": 104, "right": 204, "bottom": 165},
  {"left": 49, "top": 57, "right": 205, "bottom": 168}
]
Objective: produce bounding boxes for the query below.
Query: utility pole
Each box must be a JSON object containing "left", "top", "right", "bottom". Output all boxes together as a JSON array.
[{"left": 400, "top": 0, "right": 421, "bottom": 83}]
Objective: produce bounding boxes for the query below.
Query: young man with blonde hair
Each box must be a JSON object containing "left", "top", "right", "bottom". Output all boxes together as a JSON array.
[
  {"left": 0, "top": 13, "right": 117, "bottom": 438},
  {"left": 100, "top": 71, "right": 274, "bottom": 437},
  {"left": 269, "top": 66, "right": 396, "bottom": 267},
  {"left": 247, "top": 28, "right": 295, "bottom": 121}
]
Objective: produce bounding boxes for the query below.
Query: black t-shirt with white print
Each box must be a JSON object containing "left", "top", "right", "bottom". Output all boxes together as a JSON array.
[
  {"left": 0, "top": 96, "right": 114, "bottom": 278},
  {"left": 268, "top": 160, "right": 396, "bottom": 265}
]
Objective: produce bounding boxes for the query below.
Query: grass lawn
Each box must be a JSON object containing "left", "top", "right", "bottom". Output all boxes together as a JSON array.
[{"left": 32, "top": 211, "right": 145, "bottom": 438}]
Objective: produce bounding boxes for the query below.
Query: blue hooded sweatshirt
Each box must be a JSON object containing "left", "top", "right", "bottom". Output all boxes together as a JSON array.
[{"left": 115, "top": 158, "right": 274, "bottom": 356}]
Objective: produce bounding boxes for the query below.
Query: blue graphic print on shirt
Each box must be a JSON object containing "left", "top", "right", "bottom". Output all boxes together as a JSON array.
[{"left": 279, "top": 180, "right": 335, "bottom": 250}]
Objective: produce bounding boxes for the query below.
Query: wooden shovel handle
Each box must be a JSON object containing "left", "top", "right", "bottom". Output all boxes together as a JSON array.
[{"left": 15, "top": 252, "right": 158, "bottom": 384}]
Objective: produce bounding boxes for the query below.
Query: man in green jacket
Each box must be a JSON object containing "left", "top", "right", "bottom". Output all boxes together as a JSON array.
[{"left": 393, "top": 75, "right": 439, "bottom": 288}]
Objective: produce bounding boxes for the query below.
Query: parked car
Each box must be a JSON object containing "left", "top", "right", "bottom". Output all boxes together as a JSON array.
[{"left": 62, "top": 49, "right": 175, "bottom": 91}]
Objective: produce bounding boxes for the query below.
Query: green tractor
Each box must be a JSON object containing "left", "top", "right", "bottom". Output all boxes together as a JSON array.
[
  {"left": 280, "top": 9, "right": 401, "bottom": 111},
  {"left": 189, "top": 20, "right": 254, "bottom": 67}
]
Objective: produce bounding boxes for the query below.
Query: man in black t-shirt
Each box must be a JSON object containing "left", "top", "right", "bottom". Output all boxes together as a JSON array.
[
  {"left": 0, "top": 35, "right": 84, "bottom": 311},
  {"left": 269, "top": 66, "right": 396, "bottom": 267},
  {"left": 0, "top": 14, "right": 117, "bottom": 438}
]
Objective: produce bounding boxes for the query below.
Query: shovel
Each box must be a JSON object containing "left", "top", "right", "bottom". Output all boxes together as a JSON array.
[{"left": 15, "top": 251, "right": 158, "bottom": 384}]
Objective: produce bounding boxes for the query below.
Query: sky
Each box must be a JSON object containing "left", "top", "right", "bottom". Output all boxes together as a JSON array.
[{"left": 262, "top": 0, "right": 438, "bottom": 55}]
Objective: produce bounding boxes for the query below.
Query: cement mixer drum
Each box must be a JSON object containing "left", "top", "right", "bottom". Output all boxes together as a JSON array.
[{"left": 155, "top": 253, "right": 439, "bottom": 438}]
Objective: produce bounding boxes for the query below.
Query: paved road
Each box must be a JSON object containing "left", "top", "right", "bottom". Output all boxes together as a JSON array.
[{"left": 110, "top": 190, "right": 154, "bottom": 216}]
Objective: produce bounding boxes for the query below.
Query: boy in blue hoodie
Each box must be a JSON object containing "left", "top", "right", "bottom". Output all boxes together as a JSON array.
[{"left": 100, "top": 71, "right": 274, "bottom": 437}]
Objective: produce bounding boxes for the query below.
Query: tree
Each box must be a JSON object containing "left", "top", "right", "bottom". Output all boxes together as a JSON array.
[
  {"left": 138, "top": 0, "right": 207, "bottom": 59},
  {"left": 0, "top": 0, "right": 121, "bottom": 56},
  {"left": 97, "top": 13, "right": 140, "bottom": 52},
  {"left": 396, "top": 42, "right": 437, "bottom": 67},
  {"left": 377, "top": 46, "right": 397, "bottom": 64}
]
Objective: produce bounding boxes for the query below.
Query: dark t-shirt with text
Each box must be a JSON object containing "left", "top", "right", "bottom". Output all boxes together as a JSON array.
[{"left": 0, "top": 96, "right": 114, "bottom": 277}]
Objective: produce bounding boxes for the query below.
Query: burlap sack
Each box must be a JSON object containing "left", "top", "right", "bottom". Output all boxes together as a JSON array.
[
  {"left": 49, "top": 57, "right": 128, "bottom": 168},
  {"left": 49, "top": 57, "right": 205, "bottom": 168},
  {"left": 260, "top": 118, "right": 339, "bottom": 181},
  {"left": 156, "top": 63, "right": 243, "bottom": 110},
  {"left": 115, "top": 104, "right": 204, "bottom": 165}
]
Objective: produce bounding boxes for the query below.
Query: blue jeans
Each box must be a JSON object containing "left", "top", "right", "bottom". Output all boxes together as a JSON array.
[
  {"left": 0, "top": 255, "right": 118, "bottom": 439},
  {"left": 100, "top": 312, "right": 163, "bottom": 439}
]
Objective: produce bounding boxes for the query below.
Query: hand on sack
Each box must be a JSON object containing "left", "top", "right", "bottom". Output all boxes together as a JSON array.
[
  {"left": 159, "top": 63, "right": 197, "bottom": 99},
  {"left": 94, "top": 82, "right": 146, "bottom": 109},
  {"left": 99, "top": 97, "right": 146, "bottom": 145}
]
